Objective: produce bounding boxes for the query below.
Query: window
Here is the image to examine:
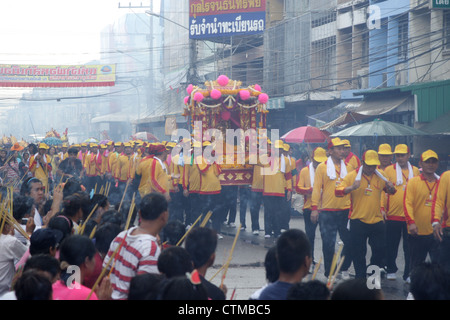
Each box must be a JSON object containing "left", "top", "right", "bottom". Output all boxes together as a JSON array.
[
  {"left": 361, "top": 32, "right": 369, "bottom": 66},
  {"left": 444, "top": 10, "right": 450, "bottom": 51},
  {"left": 398, "top": 15, "right": 408, "bottom": 61}
]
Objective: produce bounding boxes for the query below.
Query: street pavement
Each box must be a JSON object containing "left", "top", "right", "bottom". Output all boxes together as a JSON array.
[{"left": 206, "top": 208, "right": 412, "bottom": 300}]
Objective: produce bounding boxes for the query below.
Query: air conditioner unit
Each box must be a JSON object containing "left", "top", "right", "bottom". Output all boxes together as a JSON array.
[
  {"left": 395, "top": 63, "right": 407, "bottom": 86},
  {"left": 356, "top": 68, "right": 369, "bottom": 89}
]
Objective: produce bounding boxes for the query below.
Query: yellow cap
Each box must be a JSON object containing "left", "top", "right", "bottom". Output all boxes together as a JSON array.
[
  {"left": 106, "top": 141, "right": 114, "bottom": 146},
  {"left": 394, "top": 144, "right": 409, "bottom": 154},
  {"left": 313, "top": 147, "right": 327, "bottom": 163},
  {"left": 123, "top": 142, "right": 131, "bottom": 148},
  {"left": 81, "top": 143, "right": 88, "bottom": 147},
  {"left": 342, "top": 139, "right": 351, "bottom": 147},
  {"left": 38, "top": 143, "right": 49, "bottom": 150},
  {"left": 421, "top": 149, "right": 439, "bottom": 162},
  {"left": 114, "top": 142, "right": 122, "bottom": 147},
  {"left": 378, "top": 144, "right": 393, "bottom": 155},
  {"left": 328, "top": 137, "right": 346, "bottom": 149},
  {"left": 166, "top": 142, "right": 176, "bottom": 148},
  {"left": 202, "top": 141, "right": 211, "bottom": 147},
  {"left": 73, "top": 144, "right": 80, "bottom": 148},
  {"left": 62, "top": 143, "right": 68, "bottom": 148},
  {"left": 283, "top": 143, "right": 290, "bottom": 152},
  {"left": 100, "top": 144, "right": 107, "bottom": 149},
  {"left": 274, "top": 140, "right": 284, "bottom": 149},
  {"left": 90, "top": 143, "right": 98, "bottom": 148},
  {"left": 363, "top": 150, "right": 381, "bottom": 166}
]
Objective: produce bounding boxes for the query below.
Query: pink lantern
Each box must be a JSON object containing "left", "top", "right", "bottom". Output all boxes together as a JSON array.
[
  {"left": 194, "top": 92, "right": 204, "bottom": 102},
  {"left": 210, "top": 89, "right": 222, "bottom": 100},
  {"left": 184, "top": 96, "right": 190, "bottom": 105},
  {"left": 254, "top": 84, "right": 262, "bottom": 92},
  {"left": 186, "top": 84, "right": 193, "bottom": 95},
  {"left": 239, "top": 89, "right": 251, "bottom": 100},
  {"left": 258, "top": 93, "right": 269, "bottom": 104},
  {"left": 217, "top": 75, "right": 229, "bottom": 87}
]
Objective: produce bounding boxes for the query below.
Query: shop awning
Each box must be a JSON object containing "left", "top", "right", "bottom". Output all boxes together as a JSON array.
[
  {"left": 355, "top": 94, "right": 409, "bottom": 116},
  {"left": 91, "top": 109, "right": 136, "bottom": 123},
  {"left": 319, "top": 111, "right": 369, "bottom": 131}
]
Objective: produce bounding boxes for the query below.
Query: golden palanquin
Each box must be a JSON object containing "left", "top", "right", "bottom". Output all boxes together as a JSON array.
[{"left": 182, "top": 76, "right": 270, "bottom": 186}]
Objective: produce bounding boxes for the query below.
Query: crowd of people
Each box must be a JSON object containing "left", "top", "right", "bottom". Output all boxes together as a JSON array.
[{"left": 0, "top": 136, "right": 450, "bottom": 300}]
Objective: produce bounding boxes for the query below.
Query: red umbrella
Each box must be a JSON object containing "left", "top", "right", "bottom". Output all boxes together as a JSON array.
[
  {"left": 281, "top": 126, "right": 328, "bottom": 143},
  {"left": 131, "top": 132, "right": 159, "bottom": 142}
]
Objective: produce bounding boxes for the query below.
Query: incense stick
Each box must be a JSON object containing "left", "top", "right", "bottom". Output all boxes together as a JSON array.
[
  {"left": 220, "top": 224, "right": 242, "bottom": 289},
  {"left": 311, "top": 257, "right": 322, "bottom": 281},
  {"left": 200, "top": 210, "right": 213, "bottom": 227},
  {"left": 328, "top": 256, "right": 345, "bottom": 290},
  {"left": 124, "top": 193, "right": 136, "bottom": 231},
  {"left": 79, "top": 204, "right": 98, "bottom": 235},
  {"left": 176, "top": 213, "right": 203, "bottom": 246},
  {"left": 328, "top": 241, "right": 343, "bottom": 285},
  {"left": 117, "top": 180, "right": 130, "bottom": 212}
]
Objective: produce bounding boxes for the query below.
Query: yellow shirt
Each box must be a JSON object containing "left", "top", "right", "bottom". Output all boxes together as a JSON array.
[
  {"left": 196, "top": 157, "right": 222, "bottom": 194},
  {"left": 296, "top": 166, "right": 314, "bottom": 209},
  {"left": 251, "top": 165, "right": 264, "bottom": 192},
  {"left": 345, "top": 152, "right": 361, "bottom": 172},
  {"left": 295, "top": 166, "right": 320, "bottom": 210},
  {"left": 404, "top": 174, "right": 438, "bottom": 235},
  {"left": 432, "top": 170, "right": 450, "bottom": 228},
  {"left": 135, "top": 156, "right": 153, "bottom": 197},
  {"left": 114, "top": 154, "right": 135, "bottom": 182},
  {"left": 183, "top": 162, "right": 201, "bottom": 193},
  {"left": 311, "top": 161, "right": 351, "bottom": 211},
  {"left": 197, "top": 156, "right": 221, "bottom": 195},
  {"left": 108, "top": 152, "right": 120, "bottom": 175},
  {"left": 336, "top": 170, "right": 389, "bottom": 224},
  {"left": 383, "top": 164, "right": 420, "bottom": 221},
  {"left": 149, "top": 157, "right": 170, "bottom": 194},
  {"left": 84, "top": 152, "right": 102, "bottom": 177},
  {"left": 29, "top": 154, "right": 51, "bottom": 187},
  {"left": 169, "top": 155, "right": 184, "bottom": 192},
  {"left": 100, "top": 151, "right": 110, "bottom": 175},
  {"left": 284, "top": 155, "right": 294, "bottom": 192},
  {"left": 262, "top": 157, "right": 286, "bottom": 197}
]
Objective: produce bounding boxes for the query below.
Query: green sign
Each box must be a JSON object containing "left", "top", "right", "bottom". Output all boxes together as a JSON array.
[{"left": 430, "top": 0, "right": 450, "bottom": 9}]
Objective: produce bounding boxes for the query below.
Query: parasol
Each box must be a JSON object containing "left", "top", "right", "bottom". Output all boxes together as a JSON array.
[
  {"left": 281, "top": 126, "right": 328, "bottom": 143},
  {"left": 42, "top": 137, "right": 63, "bottom": 146},
  {"left": 330, "top": 118, "right": 428, "bottom": 137},
  {"left": 131, "top": 132, "right": 159, "bottom": 142}
]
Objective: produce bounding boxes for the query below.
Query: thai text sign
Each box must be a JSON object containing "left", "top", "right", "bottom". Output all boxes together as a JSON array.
[
  {"left": 430, "top": 0, "right": 450, "bottom": 9},
  {"left": 189, "top": 0, "right": 266, "bottom": 39},
  {"left": 0, "top": 64, "right": 116, "bottom": 87}
]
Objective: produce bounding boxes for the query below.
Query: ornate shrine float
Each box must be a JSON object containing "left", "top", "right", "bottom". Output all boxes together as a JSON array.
[{"left": 182, "top": 75, "right": 270, "bottom": 186}]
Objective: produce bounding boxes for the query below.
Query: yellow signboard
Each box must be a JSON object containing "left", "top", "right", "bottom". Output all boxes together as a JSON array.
[{"left": 0, "top": 64, "right": 116, "bottom": 87}]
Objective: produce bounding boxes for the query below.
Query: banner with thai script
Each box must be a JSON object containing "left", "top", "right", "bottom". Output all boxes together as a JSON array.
[
  {"left": 0, "top": 64, "right": 116, "bottom": 87},
  {"left": 189, "top": 0, "right": 266, "bottom": 39}
]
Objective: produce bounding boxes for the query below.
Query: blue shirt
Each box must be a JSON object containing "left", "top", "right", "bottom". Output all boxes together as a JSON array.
[{"left": 258, "top": 281, "right": 293, "bottom": 300}]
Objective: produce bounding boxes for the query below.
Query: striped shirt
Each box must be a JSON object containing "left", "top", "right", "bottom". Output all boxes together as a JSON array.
[{"left": 104, "top": 227, "right": 161, "bottom": 300}]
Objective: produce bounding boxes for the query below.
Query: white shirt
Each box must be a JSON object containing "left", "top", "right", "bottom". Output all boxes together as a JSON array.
[{"left": 0, "top": 234, "right": 28, "bottom": 296}]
